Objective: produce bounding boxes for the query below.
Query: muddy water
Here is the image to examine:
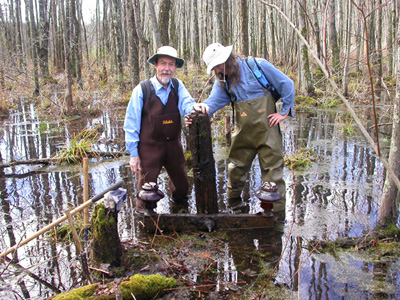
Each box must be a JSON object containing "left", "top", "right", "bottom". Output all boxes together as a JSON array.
[{"left": 0, "top": 102, "right": 398, "bottom": 299}]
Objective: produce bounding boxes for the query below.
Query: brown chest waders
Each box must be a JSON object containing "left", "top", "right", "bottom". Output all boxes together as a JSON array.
[
  {"left": 227, "top": 93, "right": 286, "bottom": 212},
  {"left": 136, "top": 85, "right": 189, "bottom": 210}
]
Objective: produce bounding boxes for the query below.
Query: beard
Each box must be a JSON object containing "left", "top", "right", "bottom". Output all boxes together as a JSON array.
[{"left": 159, "top": 71, "right": 172, "bottom": 85}]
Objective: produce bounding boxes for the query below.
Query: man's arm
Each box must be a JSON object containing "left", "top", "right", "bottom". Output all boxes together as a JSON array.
[{"left": 123, "top": 85, "right": 143, "bottom": 163}]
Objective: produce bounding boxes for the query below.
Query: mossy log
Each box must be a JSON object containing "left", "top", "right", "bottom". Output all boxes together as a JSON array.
[
  {"left": 188, "top": 112, "right": 218, "bottom": 214},
  {"left": 48, "top": 274, "right": 177, "bottom": 300},
  {"left": 91, "top": 203, "right": 123, "bottom": 266}
]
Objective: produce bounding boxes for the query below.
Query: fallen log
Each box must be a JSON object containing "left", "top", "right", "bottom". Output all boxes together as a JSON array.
[{"left": 0, "top": 151, "right": 128, "bottom": 169}]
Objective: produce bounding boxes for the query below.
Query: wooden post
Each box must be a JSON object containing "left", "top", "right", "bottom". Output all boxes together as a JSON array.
[
  {"left": 225, "top": 115, "right": 231, "bottom": 145},
  {"left": 188, "top": 112, "right": 218, "bottom": 214},
  {"left": 82, "top": 158, "right": 89, "bottom": 235},
  {"left": 66, "top": 210, "right": 93, "bottom": 284}
]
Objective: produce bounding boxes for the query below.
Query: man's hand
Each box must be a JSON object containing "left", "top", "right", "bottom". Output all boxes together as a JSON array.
[
  {"left": 267, "top": 110, "right": 290, "bottom": 127},
  {"left": 193, "top": 103, "right": 209, "bottom": 114},
  {"left": 129, "top": 156, "right": 141, "bottom": 174}
]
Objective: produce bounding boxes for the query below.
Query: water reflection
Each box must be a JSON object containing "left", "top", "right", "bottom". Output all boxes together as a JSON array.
[{"left": 0, "top": 102, "right": 399, "bottom": 299}]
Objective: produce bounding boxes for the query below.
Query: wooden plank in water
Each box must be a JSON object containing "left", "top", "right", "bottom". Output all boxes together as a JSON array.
[{"left": 135, "top": 213, "right": 274, "bottom": 233}]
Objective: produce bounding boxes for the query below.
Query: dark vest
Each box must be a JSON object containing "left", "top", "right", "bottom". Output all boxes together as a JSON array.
[{"left": 139, "top": 83, "right": 181, "bottom": 143}]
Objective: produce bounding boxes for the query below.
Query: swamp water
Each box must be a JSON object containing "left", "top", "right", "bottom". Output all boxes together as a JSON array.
[{"left": 0, "top": 101, "right": 399, "bottom": 299}]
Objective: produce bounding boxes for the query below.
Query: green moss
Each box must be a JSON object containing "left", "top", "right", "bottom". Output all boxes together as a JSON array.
[
  {"left": 322, "top": 97, "right": 339, "bottom": 108},
  {"left": 119, "top": 274, "right": 177, "bottom": 300},
  {"left": 295, "top": 95, "right": 319, "bottom": 110},
  {"left": 380, "top": 223, "right": 400, "bottom": 238},
  {"left": 284, "top": 147, "right": 315, "bottom": 169},
  {"left": 91, "top": 203, "right": 122, "bottom": 266},
  {"left": 52, "top": 284, "right": 98, "bottom": 300}
]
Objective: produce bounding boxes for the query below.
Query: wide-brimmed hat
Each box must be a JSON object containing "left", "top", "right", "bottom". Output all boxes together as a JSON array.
[
  {"left": 202, "top": 43, "right": 233, "bottom": 74},
  {"left": 147, "top": 46, "right": 184, "bottom": 68}
]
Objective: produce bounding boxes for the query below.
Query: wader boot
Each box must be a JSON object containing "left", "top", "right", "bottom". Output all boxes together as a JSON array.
[{"left": 227, "top": 92, "right": 286, "bottom": 212}]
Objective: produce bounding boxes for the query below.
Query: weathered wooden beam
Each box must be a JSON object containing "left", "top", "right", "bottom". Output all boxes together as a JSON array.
[
  {"left": 135, "top": 214, "right": 273, "bottom": 233},
  {"left": 188, "top": 112, "right": 218, "bottom": 214}
]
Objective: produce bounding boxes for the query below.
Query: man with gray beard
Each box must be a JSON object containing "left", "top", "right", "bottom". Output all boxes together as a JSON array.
[{"left": 123, "top": 46, "right": 208, "bottom": 214}]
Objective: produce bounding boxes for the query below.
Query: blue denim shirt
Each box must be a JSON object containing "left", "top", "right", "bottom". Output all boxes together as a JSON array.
[
  {"left": 123, "top": 75, "right": 195, "bottom": 157},
  {"left": 204, "top": 57, "right": 295, "bottom": 117}
]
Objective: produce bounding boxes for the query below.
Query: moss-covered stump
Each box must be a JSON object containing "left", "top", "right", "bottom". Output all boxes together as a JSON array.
[
  {"left": 50, "top": 284, "right": 98, "bottom": 300},
  {"left": 91, "top": 202, "right": 123, "bottom": 266},
  {"left": 119, "top": 274, "right": 177, "bottom": 299},
  {"left": 48, "top": 274, "right": 177, "bottom": 300}
]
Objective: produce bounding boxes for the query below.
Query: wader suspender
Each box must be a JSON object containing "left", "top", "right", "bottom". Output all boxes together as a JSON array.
[
  {"left": 140, "top": 78, "right": 179, "bottom": 103},
  {"left": 246, "top": 58, "right": 281, "bottom": 102},
  {"left": 224, "top": 81, "right": 238, "bottom": 126}
]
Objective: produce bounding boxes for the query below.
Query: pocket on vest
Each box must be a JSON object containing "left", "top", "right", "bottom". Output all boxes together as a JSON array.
[{"left": 151, "top": 113, "right": 181, "bottom": 141}]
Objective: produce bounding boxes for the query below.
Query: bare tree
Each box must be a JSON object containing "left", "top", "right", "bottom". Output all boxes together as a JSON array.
[
  {"left": 126, "top": 0, "right": 140, "bottom": 86},
  {"left": 214, "top": 0, "right": 223, "bottom": 44},
  {"left": 240, "top": 0, "right": 249, "bottom": 55},
  {"left": 328, "top": 0, "right": 340, "bottom": 72},
  {"left": 27, "top": 0, "right": 40, "bottom": 95},
  {"left": 378, "top": 19, "right": 400, "bottom": 227},
  {"left": 147, "top": 0, "right": 162, "bottom": 49},
  {"left": 191, "top": 0, "right": 200, "bottom": 63},
  {"left": 38, "top": 0, "right": 50, "bottom": 78},
  {"left": 298, "top": 0, "right": 314, "bottom": 95},
  {"left": 111, "top": 0, "right": 124, "bottom": 86},
  {"left": 158, "top": 0, "right": 171, "bottom": 45},
  {"left": 62, "top": 0, "right": 73, "bottom": 108}
]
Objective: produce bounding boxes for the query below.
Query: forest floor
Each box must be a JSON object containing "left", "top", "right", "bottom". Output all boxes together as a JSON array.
[{"left": 2, "top": 64, "right": 399, "bottom": 300}]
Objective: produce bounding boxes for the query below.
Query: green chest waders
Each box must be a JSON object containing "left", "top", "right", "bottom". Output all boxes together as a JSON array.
[{"left": 227, "top": 93, "right": 286, "bottom": 212}]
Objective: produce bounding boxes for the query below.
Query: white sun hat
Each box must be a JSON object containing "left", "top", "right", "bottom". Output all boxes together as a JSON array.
[
  {"left": 147, "top": 46, "right": 185, "bottom": 68},
  {"left": 202, "top": 43, "right": 233, "bottom": 74}
]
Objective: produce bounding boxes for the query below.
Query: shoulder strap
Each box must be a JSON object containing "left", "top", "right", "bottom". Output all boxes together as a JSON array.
[
  {"left": 139, "top": 79, "right": 153, "bottom": 104},
  {"left": 140, "top": 78, "right": 179, "bottom": 104},
  {"left": 171, "top": 77, "right": 179, "bottom": 97},
  {"left": 246, "top": 58, "right": 270, "bottom": 89},
  {"left": 246, "top": 58, "right": 281, "bottom": 101}
]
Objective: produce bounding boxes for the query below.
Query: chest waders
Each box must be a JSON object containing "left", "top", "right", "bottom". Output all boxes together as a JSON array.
[
  {"left": 227, "top": 92, "right": 286, "bottom": 212},
  {"left": 136, "top": 84, "right": 189, "bottom": 211}
]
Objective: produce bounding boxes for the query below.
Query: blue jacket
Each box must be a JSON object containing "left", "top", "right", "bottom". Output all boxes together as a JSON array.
[{"left": 204, "top": 57, "right": 295, "bottom": 117}]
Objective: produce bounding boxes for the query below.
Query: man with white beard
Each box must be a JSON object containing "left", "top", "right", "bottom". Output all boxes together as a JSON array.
[{"left": 123, "top": 46, "right": 208, "bottom": 214}]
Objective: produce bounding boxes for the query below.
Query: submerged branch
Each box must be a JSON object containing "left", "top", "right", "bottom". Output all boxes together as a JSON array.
[{"left": 0, "top": 151, "right": 128, "bottom": 169}]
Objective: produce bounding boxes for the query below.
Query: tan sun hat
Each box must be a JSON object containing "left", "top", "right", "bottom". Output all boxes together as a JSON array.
[
  {"left": 202, "top": 43, "right": 233, "bottom": 74},
  {"left": 147, "top": 46, "right": 185, "bottom": 68}
]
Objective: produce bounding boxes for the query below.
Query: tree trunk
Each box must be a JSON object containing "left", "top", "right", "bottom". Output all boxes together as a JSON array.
[
  {"left": 71, "top": 0, "right": 83, "bottom": 88},
  {"left": 158, "top": 0, "right": 171, "bottom": 45},
  {"left": 38, "top": 0, "right": 50, "bottom": 78},
  {"left": 28, "top": 0, "right": 40, "bottom": 95},
  {"left": 188, "top": 113, "right": 218, "bottom": 214},
  {"left": 328, "top": 0, "right": 340, "bottom": 72},
  {"left": 126, "top": 0, "right": 140, "bottom": 87},
  {"left": 15, "top": 0, "right": 25, "bottom": 69},
  {"left": 299, "top": 0, "right": 314, "bottom": 95},
  {"left": 51, "top": 0, "right": 63, "bottom": 71},
  {"left": 214, "top": 0, "right": 223, "bottom": 44},
  {"left": 222, "top": 0, "right": 229, "bottom": 45},
  {"left": 343, "top": 0, "right": 353, "bottom": 97},
  {"left": 377, "top": 20, "right": 400, "bottom": 227},
  {"left": 191, "top": 0, "right": 200, "bottom": 63},
  {"left": 111, "top": 0, "right": 124, "bottom": 86},
  {"left": 147, "top": 0, "right": 162, "bottom": 48},
  {"left": 62, "top": 0, "right": 73, "bottom": 108},
  {"left": 240, "top": 0, "right": 249, "bottom": 55},
  {"left": 133, "top": 0, "right": 150, "bottom": 78},
  {"left": 375, "top": 0, "right": 383, "bottom": 99}
]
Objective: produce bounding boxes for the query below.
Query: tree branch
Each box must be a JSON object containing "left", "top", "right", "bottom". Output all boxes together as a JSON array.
[{"left": 257, "top": 0, "right": 400, "bottom": 191}]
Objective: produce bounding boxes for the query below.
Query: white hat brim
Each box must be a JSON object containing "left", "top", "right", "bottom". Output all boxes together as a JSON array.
[
  {"left": 206, "top": 45, "right": 233, "bottom": 74},
  {"left": 148, "top": 54, "right": 185, "bottom": 68}
]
